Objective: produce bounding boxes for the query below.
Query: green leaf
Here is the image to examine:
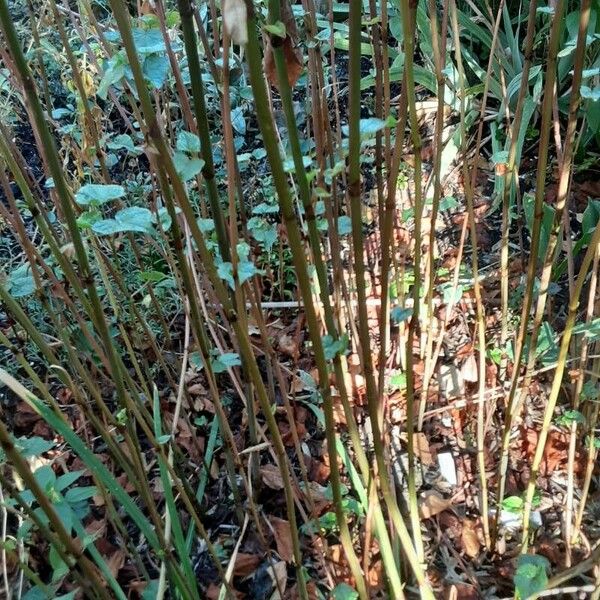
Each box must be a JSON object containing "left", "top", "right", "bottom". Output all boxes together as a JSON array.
[
  {"left": 556, "top": 409, "right": 585, "bottom": 426},
  {"left": 322, "top": 334, "right": 348, "bottom": 360},
  {"left": 581, "top": 380, "right": 599, "bottom": 401},
  {"left": 391, "top": 306, "right": 412, "bottom": 323},
  {"left": 143, "top": 53, "right": 170, "bottom": 88},
  {"left": 231, "top": 106, "right": 246, "bottom": 135},
  {"left": 132, "top": 27, "right": 165, "bottom": 54},
  {"left": 581, "top": 86, "right": 600, "bottom": 101},
  {"left": 75, "top": 184, "right": 125, "bottom": 206},
  {"left": 252, "top": 202, "right": 279, "bottom": 215},
  {"left": 91, "top": 219, "right": 123, "bottom": 235},
  {"left": 197, "top": 217, "right": 215, "bottom": 232},
  {"left": 337, "top": 215, "right": 352, "bottom": 235},
  {"left": 332, "top": 583, "right": 359, "bottom": 600},
  {"left": 342, "top": 116, "right": 396, "bottom": 137},
  {"left": 114, "top": 206, "right": 154, "bottom": 233},
  {"left": 248, "top": 217, "right": 278, "bottom": 253},
  {"left": 439, "top": 196, "right": 459, "bottom": 211},
  {"left": 14, "top": 436, "right": 54, "bottom": 459},
  {"left": 173, "top": 151, "right": 204, "bottom": 181},
  {"left": 212, "top": 352, "right": 241, "bottom": 373},
  {"left": 501, "top": 495, "right": 524, "bottom": 513},
  {"left": 389, "top": 371, "right": 406, "bottom": 390},
  {"left": 106, "top": 133, "right": 141, "bottom": 154},
  {"left": 56, "top": 470, "right": 86, "bottom": 491},
  {"left": 153, "top": 206, "right": 175, "bottom": 232},
  {"left": 573, "top": 318, "right": 600, "bottom": 340},
  {"left": 514, "top": 554, "right": 549, "bottom": 599},
  {"left": 6, "top": 263, "right": 35, "bottom": 298},
  {"left": 64, "top": 486, "right": 98, "bottom": 503},
  {"left": 265, "top": 21, "right": 286, "bottom": 37},
  {"left": 97, "top": 54, "right": 126, "bottom": 100},
  {"left": 176, "top": 130, "right": 201, "bottom": 154},
  {"left": 166, "top": 10, "right": 180, "bottom": 27}
]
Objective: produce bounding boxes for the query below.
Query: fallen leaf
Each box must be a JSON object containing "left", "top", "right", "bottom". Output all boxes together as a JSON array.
[
  {"left": 267, "top": 560, "right": 288, "bottom": 599},
  {"left": 233, "top": 553, "right": 261, "bottom": 577},
  {"left": 223, "top": 0, "right": 247, "bottom": 44},
  {"left": 461, "top": 519, "right": 480, "bottom": 558},
  {"left": 278, "top": 334, "right": 298, "bottom": 359},
  {"left": 414, "top": 432, "right": 435, "bottom": 466},
  {"left": 461, "top": 354, "right": 478, "bottom": 383},
  {"left": 106, "top": 549, "right": 126, "bottom": 577},
  {"left": 260, "top": 464, "right": 284, "bottom": 490},
  {"left": 419, "top": 490, "right": 453, "bottom": 520},
  {"left": 271, "top": 517, "right": 293, "bottom": 563}
]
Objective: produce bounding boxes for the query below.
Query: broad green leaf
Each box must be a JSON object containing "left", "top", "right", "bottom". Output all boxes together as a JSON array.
[
  {"left": 132, "top": 27, "right": 165, "bottom": 54},
  {"left": 114, "top": 206, "right": 154, "bottom": 233},
  {"left": 231, "top": 106, "right": 246, "bottom": 135},
  {"left": 581, "top": 86, "right": 600, "bottom": 101},
  {"left": 143, "top": 53, "right": 170, "bottom": 88},
  {"left": 106, "top": 133, "right": 140, "bottom": 154},
  {"left": 247, "top": 217, "right": 277, "bottom": 252},
  {"left": 91, "top": 219, "right": 123, "bottom": 235},
  {"left": 64, "top": 486, "right": 98, "bottom": 503},
  {"left": 573, "top": 318, "right": 600, "bottom": 340},
  {"left": 173, "top": 151, "right": 204, "bottom": 181},
  {"left": 176, "top": 130, "right": 201, "bottom": 154},
  {"left": 391, "top": 306, "right": 412, "bottom": 323},
  {"left": 7, "top": 263, "right": 35, "bottom": 298},
  {"left": 252, "top": 202, "right": 279, "bottom": 215},
  {"left": 212, "top": 352, "right": 241, "bottom": 373},
  {"left": 56, "top": 470, "right": 86, "bottom": 491},
  {"left": 501, "top": 495, "right": 523, "bottom": 513},
  {"left": 332, "top": 583, "right": 359, "bottom": 600},
  {"left": 75, "top": 184, "right": 125, "bottom": 206}
]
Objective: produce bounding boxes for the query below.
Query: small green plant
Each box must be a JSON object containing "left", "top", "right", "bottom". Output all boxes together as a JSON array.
[{"left": 514, "top": 554, "right": 550, "bottom": 599}]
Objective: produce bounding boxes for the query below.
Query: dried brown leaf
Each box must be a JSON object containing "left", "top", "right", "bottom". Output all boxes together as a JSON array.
[
  {"left": 419, "top": 490, "right": 453, "bottom": 520},
  {"left": 461, "top": 519, "right": 480, "bottom": 558},
  {"left": 271, "top": 517, "right": 293, "bottom": 563},
  {"left": 233, "top": 553, "right": 261, "bottom": 577},
  {"left": 260, "top": 464, "right": 284, "bottom": 490}
]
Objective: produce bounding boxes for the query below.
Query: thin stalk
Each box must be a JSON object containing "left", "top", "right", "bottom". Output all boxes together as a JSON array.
[
  {"left": 520, "top": 221, "right": 600, "bottom": 550},
  {"left": 449, "top": 0, "right": 491, "bottom": 548},
  {"left": 247, "top": 0, "right": 364, "bottom": 594},
  {"left": 418, "top": 0, "right": 448, "bottom": 429},
  {"left": 266, "top": 2, "right": 404, "bottom": 594},
  {"left": 177, "top": 0, "right": 230, "bottom": 262},
  {"left": 397, "top": 0, "right": 426, "bottom": 562},
  {"left": 494, "top": 0, "right": 565, "bottom": 535}
]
